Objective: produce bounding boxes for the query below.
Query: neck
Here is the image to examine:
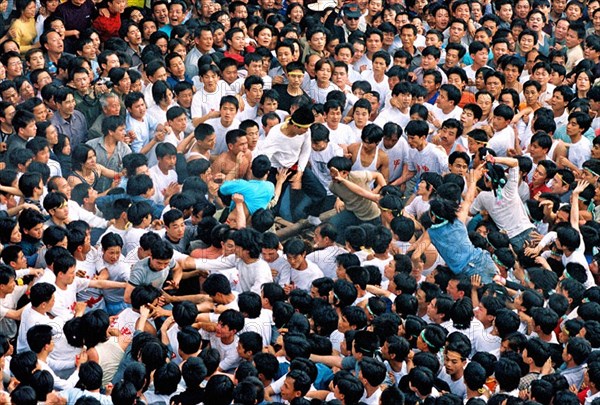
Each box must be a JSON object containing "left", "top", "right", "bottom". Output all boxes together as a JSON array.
[
  {"left": 105, "top": 136, "right": 118, "bottom": 147},
  {"left": 74, "top": 251, "right": 85, "bottom": 261},
  {"left": 221, "top": 335, "right": 235, "bottom": 345},
  {"left": 52, "top": 217, "right": 66, "bottom": 227},
  {"left": 364, "top": 384, "right": 378, "bottom": 397},
  {"left": 37, "top": 352, "right": 49, "bottom": 362},
  {"left": 529, "top": 364, "right": 543, "bottom": 373},
  {"left": 0, "top": 123, "right": 12, "bottom": 133},
  {"left": 554, "top": 107, "right": 565, "bottom": 117},
  {"left": 159, "top": 164, "right": 169, "bottom": 175}
]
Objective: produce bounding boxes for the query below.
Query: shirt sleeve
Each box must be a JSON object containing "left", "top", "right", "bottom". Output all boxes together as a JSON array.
[
  {"left": 128, "top": 263, "right": 145, "bottom": 286},
  {"left": 297, "top": 132, "right": 312, "bottom": 172}
]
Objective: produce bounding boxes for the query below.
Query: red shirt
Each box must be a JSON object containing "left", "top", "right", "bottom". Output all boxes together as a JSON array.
[{"left": 92, "top": 12, "right": 121, "bottom": 43}]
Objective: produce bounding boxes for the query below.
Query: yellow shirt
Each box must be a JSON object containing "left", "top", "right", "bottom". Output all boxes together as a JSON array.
[{"left": 11, "top": 18, "right": 37, "bottom": 54}]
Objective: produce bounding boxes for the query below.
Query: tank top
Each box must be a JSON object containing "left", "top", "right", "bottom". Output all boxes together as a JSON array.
[
  {"left": 95, "top": 339, "right": 125, "bottom": 387},
  {"left": 351, "top": 144, "right": 379, "bottom": 172}
]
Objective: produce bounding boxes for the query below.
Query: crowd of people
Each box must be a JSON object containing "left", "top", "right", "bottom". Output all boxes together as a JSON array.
[{"left": 0, "top": 0, "right": 599, "bottom": 403}]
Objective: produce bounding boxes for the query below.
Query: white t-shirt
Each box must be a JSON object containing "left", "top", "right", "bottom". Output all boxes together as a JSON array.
[
  {"left": 149, "top": 165, "right": 178, "bottom": 206},
  {"left": 326, "top": 123, "right": 355, "bottom": 147},
  {"left": 191, "top": 81, "right": 235, "bottom": 118},
  {"left": 205, "top": 117, "right": 241, "bottom": 155},
  {"left": 488, "top": 126, "right": 515, "bottom": 157},
  {"left": 309, "top": 143, "right": 343, "bottom": 195},
  {"left": 407, "top": 143, "right": 449, "bottom": 177},
  {"left": 277, "top": 260, "right": 324, "bottom": 291},
  {"left": 51, "top": 277, "right": 91, "bottom": 322},
  {"left": 209, "top": 334, "right": 241, "bottom": 372},
  {"left": 306, "top": 245, "right": 348, "bottom": 280},
  {"left": 380, "top": 137, "right": 410, "bottom": 183}
]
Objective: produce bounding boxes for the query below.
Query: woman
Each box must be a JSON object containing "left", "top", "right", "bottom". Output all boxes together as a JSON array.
[
  {"left": 147, "top": 80, "right": 175, "bottom": 125},
  {"left": 82, "top": 310, "right": 129, "bottom": 388},
  {"left": 0, "top": 217, "right": 21, "bottom": 246},
  {"left": 307, "top": 58, "right": 338, "bottom": 104},
  {"left": 286, "top": 3, "right": 304, "bottom": 24},
  {"left": 254, "top": 24, "right": 275, "bottom": 50},
  {"left": 575, "top": 69, "right": 593, "bottom": 99},
  {"left": 347, "top": 123, "right": 389, "bottom": 183},
  {"left": 67, "top": 144, "right": 120, "bottom": 195},
  {"left": 53, "top": 134, "right": 71, "bottom": 176},
  {"left": 9, "top": 0, "right": 38, "bottom": 54}
]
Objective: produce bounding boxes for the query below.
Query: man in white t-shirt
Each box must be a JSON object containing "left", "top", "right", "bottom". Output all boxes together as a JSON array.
[
  {"left": 488, "top": 104, "right": 516, "bottom": 157},
  {"left": 429, "top": 84, "right": 463, "bottom": 126},
  {"left": 395, "top": 120, "right": 448, "bottom": 189},
  {"left": 149, "top": 142, "right": 180, "bottom": 206}
]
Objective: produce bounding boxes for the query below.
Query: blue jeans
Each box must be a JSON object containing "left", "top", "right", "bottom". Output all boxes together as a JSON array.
[
  {"left": 269, "top": 167, "right": 327, "bottom": 222},
  {"left": 510, "top": 228, "right": 533, "bottom": 252},
  {"left": 328, "top": 211, "right": 382, "bottom": 243},
  {"left": 105, "top": 301, "right": 131, "bottom": 316}
]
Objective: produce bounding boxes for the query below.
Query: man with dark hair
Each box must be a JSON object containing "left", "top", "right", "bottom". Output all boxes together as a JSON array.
[
  {"left": 124, "top": 239, "right": 180, "bottom": 303},
  {"left": 51, "top": 87, "right": 88, "bottom": 148},
  {"left": 86, "top": 115, "right": 132, "bottom": 192}
]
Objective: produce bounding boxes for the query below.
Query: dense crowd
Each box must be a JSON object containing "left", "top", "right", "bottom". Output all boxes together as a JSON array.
[{"left": 0, "top": 0, "right": 599, "bottom": 403}]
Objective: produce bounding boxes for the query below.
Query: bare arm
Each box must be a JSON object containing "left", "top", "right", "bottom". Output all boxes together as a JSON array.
[{"left": 570, "top": 180, "right": 589, "bottom": 231}]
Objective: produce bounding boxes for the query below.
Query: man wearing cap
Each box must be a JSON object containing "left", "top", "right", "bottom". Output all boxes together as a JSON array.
[
  {"left": 341, "top": 3, "right": 363, "bottom": 42},
  {"left": 260, "top": 106, "right": 327, "bottom": 222}
]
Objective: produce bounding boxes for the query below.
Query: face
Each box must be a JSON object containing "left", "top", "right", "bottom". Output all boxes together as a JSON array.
[
  {"left": 566, "top": 29, "right": 582, "bottom": 49},
  {"left": 434, "top": 9, "right": 450, "bottom": 30},
  {"left": 451, "top": 24, "right": 468, "bottom": 44},
  {"left": 128, "top": 98, "right": 146, "bottom": 120},
  {"left": 422, "top": 75, "right": 439, "bottom": 95},
  {"left": 220, "top": 102, "right": 238, "bottom": 124},
  {"left": 286, "top": 253, "right": 305, "bottom": 269},
  {"left": 28, "top": 51, "right": 45, "bottom": 71},
  {"left": 309, "top": 32, "right": 326, "bottom": 52},
  {"left": 576, "top": 72, "right": 591, "bottom": 92},
  {"left": 45, "top": 31, "right": 64, "bottom": 54},
  {"left": 477, "top": 95, "right": 493, "bottom": 115},
  {"left": 400, "top": 28, "right": 416, "bottom": 47},
  {"left": 281, "top": 377, "right": 298, "bottom": 402},
  {"left": 566, "top": 118, "right": 583, "bottom": 137},
  {"left": 486, "top": 77, "right": 503, "bottom": 98}
]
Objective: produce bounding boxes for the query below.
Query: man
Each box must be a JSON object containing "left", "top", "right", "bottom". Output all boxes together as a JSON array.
[
  {"left": 51, "top": 87, "right": 88, "bottom": 148},
  {"left": 88, "top": 93, "right": 122, "bottom": 140},
  {"left": 121, "top": 21, "right": 143, "bottom": 68},
  {"left": 160, "top": 0, "right": 185, "bottom": 37},
  {"left": 125, "top": 240, "right": 180, "bottom": 303},
  {"left": 40, "top": 30, "right": 66, "bottom": 71},
  {"left": 205, "top": 96, "right": 241, "bottom": 155},
  {"left": 54, "top": 0, "right": 95, "bottom": 54},
  {"left": 7, "top": 110, "right": 36, "bottom": 155},
  {"left": 185, "top": 25, "right": 214, "bottom": 79},
  {"left": 47, "top": 176, "right": 108, "bottom": 228},
  {"left": 211, "top": 129, "right": 252, "bottom": 181},
  {"left": 86, "top": 115, "right": 132, "bottom": 192},
  {"left": 341, "top": 3, "right": 362, "bottom": 42},
  {"left": 430, "top": 84, "right": 463, "bottom": 127},
  {"left": 43, "top": 192, "right": 69, "bottom": 228},
  {"left": 149, "top": 142, "right": 180, "bottom": 206},
  {"left": 71, "top": 67, "right": 102, "bottom": 129},
  {"left": 261, "top": 106, "right": 327, "bottom": 222},
  {"left": 327, "top": 156, "right": 385, "bottom": 237}
]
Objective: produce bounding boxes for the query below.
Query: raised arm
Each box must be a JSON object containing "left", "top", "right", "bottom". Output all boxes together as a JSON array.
[{"left": 570, "top": 180, "right": 589, "bottom": 231}]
